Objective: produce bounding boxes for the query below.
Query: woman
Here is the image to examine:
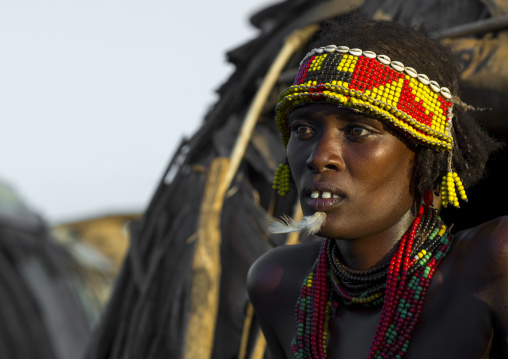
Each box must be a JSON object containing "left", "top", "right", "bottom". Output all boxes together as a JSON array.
[{"left": 247, "top": 18, "right": 506, "bottom": 358}]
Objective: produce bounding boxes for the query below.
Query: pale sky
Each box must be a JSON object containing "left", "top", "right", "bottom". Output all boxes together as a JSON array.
[{"left": 0, "top": 0, "right": 275, "bottom": 223}]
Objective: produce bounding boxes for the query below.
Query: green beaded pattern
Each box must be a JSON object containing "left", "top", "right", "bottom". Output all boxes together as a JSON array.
[{"left": 272, "top": 163, "right": 291, "bottom": 197}]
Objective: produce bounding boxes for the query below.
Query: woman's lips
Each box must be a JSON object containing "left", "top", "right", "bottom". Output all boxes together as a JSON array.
[
  {"left": 303, "top": 190, "right": 344, "bottom": 211},
  {"left": 310, "top": 190, "right": 340, "bottom": 199}
]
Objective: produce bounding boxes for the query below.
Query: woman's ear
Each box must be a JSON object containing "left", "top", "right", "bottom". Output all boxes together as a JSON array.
[{"left": 423, "top": 189, "right": 442, "bottom": 210}]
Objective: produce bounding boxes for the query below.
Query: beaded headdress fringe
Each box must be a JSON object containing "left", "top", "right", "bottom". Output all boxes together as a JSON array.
[
  {"left": 268, "top": 212, "right": 326, "bottom": 235},
  {"left": 272, "top": 45, "right": 468, "bottom": 208}
]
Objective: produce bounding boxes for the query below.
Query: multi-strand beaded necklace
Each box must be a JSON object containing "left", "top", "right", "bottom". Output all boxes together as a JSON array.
[{"left": 291, "top": 205, "right": 454, "bottom": 359}]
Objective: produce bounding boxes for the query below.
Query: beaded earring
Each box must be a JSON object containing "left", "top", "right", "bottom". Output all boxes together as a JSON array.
[
  {"left": 272, "top": 162, "right": 291, "bottom": 197},
  {"left": 440, "top": 154, "right": 467, "bottom": 208}
]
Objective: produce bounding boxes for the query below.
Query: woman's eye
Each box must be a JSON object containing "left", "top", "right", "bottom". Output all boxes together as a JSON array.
[
  {"left": 297, "top": 126, "right": 311, "bottom": 135},
  {"left": 291, "top": 124, "right": 314, "bottom": 138},
  {"left": 348, "top": 126, "right": 370, "bottom": 138}
]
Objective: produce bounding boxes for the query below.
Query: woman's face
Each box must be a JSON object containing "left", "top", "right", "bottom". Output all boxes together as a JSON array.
[{"left": 286, "top": 103, "right": 416, "bottom": 240}]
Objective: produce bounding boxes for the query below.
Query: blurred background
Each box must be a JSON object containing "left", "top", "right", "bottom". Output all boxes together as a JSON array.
[
  {"left": 0, "top": 0, "right": 272, "bottom": 224},
  {"left": 0, "top": 1, "right": 273, "bottom": 358}
]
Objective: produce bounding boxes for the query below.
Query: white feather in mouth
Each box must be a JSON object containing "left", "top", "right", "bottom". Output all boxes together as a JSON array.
[{"left": 268, "top": 212, "right": 326, "bottom": 235}]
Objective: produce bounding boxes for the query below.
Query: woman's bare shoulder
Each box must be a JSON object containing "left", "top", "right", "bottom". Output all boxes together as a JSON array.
[
  {"left": 452, "top": 216, "right": 508, "bottom": 356},
  {"left": 247, "top": 240, "right": 322, "bottom": 300},
  {"left": 450, "top": 216, "right": 508, "bottom": 292},
  {"left": 453, "top": 216, "right": 508, "bottom": 263},
  {"left": 247, "top": 241, "right": 323, "bottom": 358}
]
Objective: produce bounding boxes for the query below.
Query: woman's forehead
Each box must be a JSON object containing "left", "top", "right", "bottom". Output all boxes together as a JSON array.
[{"left": 288, "top": 103, "right": 379, "bottom": 122}]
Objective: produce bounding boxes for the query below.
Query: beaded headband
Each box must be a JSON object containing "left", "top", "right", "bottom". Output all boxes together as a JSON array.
[
  {"left": 272, "top": 45, "right": 467, "bottom": 208},
  {"left": 276, "top": 45, "right": 454, "bottom": 150}
]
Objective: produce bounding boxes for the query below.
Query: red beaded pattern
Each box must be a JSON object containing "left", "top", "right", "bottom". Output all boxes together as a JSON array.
[
  {"left": 276, "top": 48, "right": 454, "bottom": 151},
  {"left": 291, "top": 205, "right": 454, "bottom": 359}
]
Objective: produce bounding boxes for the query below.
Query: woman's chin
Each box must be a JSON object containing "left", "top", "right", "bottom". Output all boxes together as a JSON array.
[{"left": 314, "top": 225, "right": 340, "bottom": 239}]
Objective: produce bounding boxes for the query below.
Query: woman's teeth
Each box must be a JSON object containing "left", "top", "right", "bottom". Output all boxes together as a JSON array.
[{"left": 310, "top": 191, "right": 339, "bottom": 199}]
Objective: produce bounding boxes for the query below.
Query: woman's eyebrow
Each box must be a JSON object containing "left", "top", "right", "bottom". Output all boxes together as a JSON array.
[
  {"left": 287, "top": 107, "right": 316, "bottom": 119},
  {"left": 288, "top": 106, "right": 381, "bottom": 125},
  {"left": 338, "top": 110, "right": 376, "bottom": 121},
  {"left": 340, "top": 111, "right": 383, "bottom": 126}
]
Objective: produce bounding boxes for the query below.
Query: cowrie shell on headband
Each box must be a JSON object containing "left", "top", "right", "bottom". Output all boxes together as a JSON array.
[
  {"left": 377, "top": 54, "right": 391, "bottom": 65},
  {"left": 363, "top": 50, "right": 376, "bottom": 58},
  {"left": 337, "top": 46, "right": 349, "bottom": 53},
  {"left": 429, "top": 80, "right": 440, "bottom": 92},
  {"left": 325, "top": 45, "right": 337, "bottom": 53},
  {"left": 440, "top": 87, "right": 452, "bottom": 99},
  {"left": 315, "top": 48, "right": 324, "bottom": 54},
  {"left": 299, "top": 53, "right": 311, "bottom": 65},
  {"left": 418, "top": 74, "right": 430, "bottom": 85},
  {"left": 391, "top": 61, "right": 404, "bottom": 72},
  {"left": 404, "top": 67, "right": 418, "bottom": 78},
  {"left": 349, "top": 48, "right": 362, "bottom": 56}
]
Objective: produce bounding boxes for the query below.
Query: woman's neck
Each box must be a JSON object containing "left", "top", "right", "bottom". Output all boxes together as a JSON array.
[{"left": 334, "top": 209, "right": 416, "bottom": 270}]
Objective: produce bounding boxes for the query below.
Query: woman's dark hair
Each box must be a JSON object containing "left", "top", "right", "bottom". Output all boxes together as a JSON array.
[{"left": 309, "top": 17, "right": 502, "bottom": 196}]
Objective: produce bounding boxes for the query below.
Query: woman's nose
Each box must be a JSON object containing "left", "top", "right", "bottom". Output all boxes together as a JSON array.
[{"left": 306, "top": 133, "right": 345, "bottom": 173}]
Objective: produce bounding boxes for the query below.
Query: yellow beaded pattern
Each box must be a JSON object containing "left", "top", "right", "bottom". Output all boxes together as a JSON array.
[
  {"left": 440, "top": 172, "right": 468, "bottom": 208},
  {"left": 272, "top": 163, "right": 291, "bottom": 197},
  {"left": 351, "top": 292, "right": 383, "bottom": 305},
  {"left": 273, "top": 46, "right": 468, "bottom": 206}
]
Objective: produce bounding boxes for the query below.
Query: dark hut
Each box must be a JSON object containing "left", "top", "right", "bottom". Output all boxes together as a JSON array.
[
  {"left": 84, "top": 0, "right": 508, "bottom": 358},
  {"left": 0, "top": 181, "right": 91, "bottom": 359}
]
